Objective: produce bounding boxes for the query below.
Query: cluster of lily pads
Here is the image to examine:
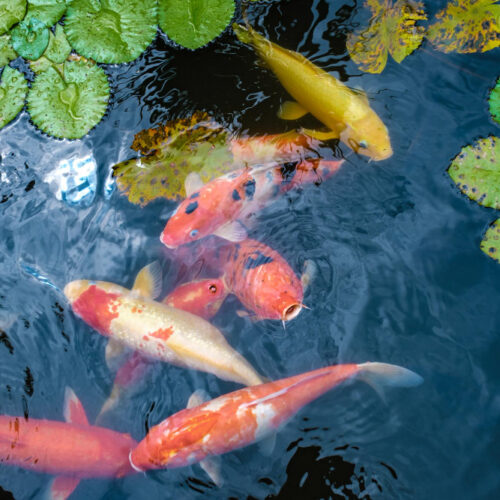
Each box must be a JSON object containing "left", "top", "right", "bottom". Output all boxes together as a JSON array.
[
  {"left": 0, "top": 0, "right": 239, "bottom": 139},
  {"left": 448, "top": 78, "right": 500, "bottom": 263},
  {"left": 347, "top": 0, "right": 500, "bottom": 73}
]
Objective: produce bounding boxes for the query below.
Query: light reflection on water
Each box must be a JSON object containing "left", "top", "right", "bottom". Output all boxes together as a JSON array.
[{"left": 1, "top": 0, "right": 500, "bottom": 498}]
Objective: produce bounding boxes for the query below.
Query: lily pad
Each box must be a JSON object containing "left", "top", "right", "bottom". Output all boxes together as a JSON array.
[
  {"left": 159, "top": 0, "right": 235, "bottom": 49},
  {"left": 0, "top": 35, "right": 17, "bottom": 67},
  {"left": 427, "top": 0, "right": 500, "bottom": 53},
  {"left": 489, "top": 78, "right": 500, "bottom": 126},
  {"left": 346, "top": 0, "right": 427, "bottom": 74},
  {"left": 25, "top": 0, "right": 67, "bottom": 27},
  {"left": 0, "top": 66, "right": 28, "bottom": 129},
  {"left": 448, "top": 136, "right": 500, "bottom": 209},
  {"left": 10, "top": 18, "right": 50, "bottom": 61},
  {"left": 27, "top": 58, "right": 109, "bottom": 138},
  {"left": 0, "top": 0, "right": 26, "bottom": 36},
  {"left": 65, "top": 0, "right": 158, "bottom": 64},
  {"left": 44, "top": 24, "right": 71, "bottom": 63},
  {"left": 113, "top": 113, "right": 237, "bottom": 204},
  {"left": 481, "top": 218, "right": 500, "bottom": 263}
]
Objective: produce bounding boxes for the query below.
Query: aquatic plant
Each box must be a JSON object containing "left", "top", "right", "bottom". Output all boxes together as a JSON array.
[
  {"left": 64, "top": 0, "right": 158, "bottom": 64},
  {"left": 0, "top": 0, "right": 26, "bottom": 35},
  {"left": 481, "top": 220, "right": 500, "bottom": 262},
  {"left": 113, "top": 113, "right": 235, "bottom": 204},
  {"left": 24, "top": 0, "right": 67, "bottom": 27},
  {"left": 0, "top": 66, "right": 28, "bottom": 128},
  {"left": 346, "top": 0, "right": 427, "bottom": 74},
  {"left": 427, "top": 0, "right": 500, "bottom": 53},
  {"left": 158, "top": 0, "right": 235, "bottom": 50},
  {"left": 27, "top": 56, "right": 109, "bottom": 139},
  {"left": 490, "top": 78, "right": 500, "bottom": 126},
  {"left": 10, "top": 17, "right": 49, "bottom": 60},
  {"left": 0, "top": 35, "right": 17, "bottom": 66}
]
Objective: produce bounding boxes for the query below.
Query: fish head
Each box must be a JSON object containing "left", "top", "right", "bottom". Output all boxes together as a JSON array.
[
  {"left": 164, "top": 278, "right": 228, "bottom": 319},
  {"left": 343, "top": 113, "right": 393, "bottom": 161}
]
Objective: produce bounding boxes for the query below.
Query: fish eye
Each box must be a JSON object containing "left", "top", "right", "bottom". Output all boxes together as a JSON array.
[
  {"left": 189, "top": 229, "right": 199, "bottom": 238},
  {"left": 359, "top": 140, "right": 368, "bottom": 149},
  {"left": 208, "top": 284, "right": 217, "bottom": 294}
]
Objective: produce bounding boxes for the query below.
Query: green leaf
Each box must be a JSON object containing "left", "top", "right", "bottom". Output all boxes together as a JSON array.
[
  {"left": 0, "top": 66, "right": 27, "bottom": 129},
  {"left": 29, "top": 54, "right": 56, "bottom": 73},
  {"left": 65, "top": 0, "right": 158, "bottom": 64},
  {"left": 25, "top": 0, "right": 67, "bottom": 27},
  {"left": 27, "top": 57, "right": 109, "bottom": 139},
  {"left": 481, "top": 218, "right": 500, "bottom": 263},
  {"left": 346, "top": 0, "right": 427, "bottom": 74},
  {"left": 0, "top": 35, "right": 18, "bottom": 67},
  {"left": 0, "top": 0, "right": 26, "bottom": 36},
  {"left": 113, "top": 113, "right": 237, "bottom": 204},
  {"left": 489, "top": 77, "right": 500, "bottom": 126},
  {"left": 427, "top": 0, "right": 500, "bottom": 53},
  {"left": 44, "top": 24, "right": 71, "bottom": 63},
  {"left": 159, "top": 0, "right": 235, "bottom": 50},
  {"left": 10, "top": 18, "right": 50, "bottom": 61},
  {"left": 448, "top": 136, "right": 500, "bottom": 209}
]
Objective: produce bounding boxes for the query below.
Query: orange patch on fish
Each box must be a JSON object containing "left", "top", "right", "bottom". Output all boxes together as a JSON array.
[{"left": 150, "top": 326, "right": 174, "bottom": 342}]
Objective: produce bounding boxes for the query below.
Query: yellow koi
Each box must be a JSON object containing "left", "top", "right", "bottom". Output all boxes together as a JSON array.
[{"left": 233, "top": 23, "right": 392, "bottom": 161}]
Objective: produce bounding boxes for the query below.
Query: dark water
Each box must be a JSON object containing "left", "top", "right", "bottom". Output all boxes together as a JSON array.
[{"left": 1, "top": 0, "right": 500, "bottom": 498}]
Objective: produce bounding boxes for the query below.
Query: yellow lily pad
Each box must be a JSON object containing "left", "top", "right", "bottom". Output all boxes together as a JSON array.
[
  {"left": 481, "top": 218, "right": 500, "bottom": 263},
  {"left": 346, "top": 0, "right": 427, "bottom": 74},
  {"left": 427, "top": 0, "right": 500, "bottom": 53}
]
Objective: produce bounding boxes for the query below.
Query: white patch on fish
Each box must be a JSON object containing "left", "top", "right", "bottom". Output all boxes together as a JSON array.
[{"left": 252, "top": 403, "right": 277, "bottom": 441}]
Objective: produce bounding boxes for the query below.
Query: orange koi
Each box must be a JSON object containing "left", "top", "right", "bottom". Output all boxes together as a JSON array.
[
  {"left": 160, "top": 159, "right": 343, "bottom": 248},
  {"left": 0, "top": 388, "right": 136, "bottom": 500},
  {"left": 130, "top": 362, "right": 422, "bottom": 472}
]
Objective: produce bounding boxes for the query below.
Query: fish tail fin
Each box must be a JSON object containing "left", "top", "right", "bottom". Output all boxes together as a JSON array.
[{"left": 358, "top": 362, "right": 423, "bottom": 391}]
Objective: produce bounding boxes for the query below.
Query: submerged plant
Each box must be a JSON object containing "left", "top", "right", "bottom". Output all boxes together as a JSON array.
[
  {"left": 427, "top": 0, "right": 500, "bottom": 53},
  {"left": 159, "top": 0, "right": 235, "bottom": 49},
  {"left": 28, "top": 57, "right": 109, "bottom": 139},
  {"left": 347, "top": 0, "right": 427, "bottom": 74},
  {"left": 64, "top": 0, "right": 158, "bottom": 64},
  {"left": 0, "top": 66, "right": 28, "bottom": 128}
]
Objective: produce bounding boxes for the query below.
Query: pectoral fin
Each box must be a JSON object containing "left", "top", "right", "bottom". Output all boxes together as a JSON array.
[
  {"left": 185, "top": 172, "right": 204, "bottom": 197},
  {"left": 300, "top": 128, "right": 340, "bottom": 142},
  {"left": 258, "top": 433, "right": 276, "bottom": 457},
  {"left": 48, "top": 476, "right": 80, "bottom": 500},
  {"left": 132, "top": 261, "right": 163, "bottom": 299},
  {"left": 214, "top": 221, "right": 247, "bottom": 243},
  {"left": 105, "top": 338, "right": 129, "bottom": 372},
  {"left": 187, "top": 388, "right": 211, "bottom": 409},
  {"left": 301, "top": 259, "right": 317, "bottom": 293},
  {"left": 277, "top": 101, "right": 309, "bottom": 120}
]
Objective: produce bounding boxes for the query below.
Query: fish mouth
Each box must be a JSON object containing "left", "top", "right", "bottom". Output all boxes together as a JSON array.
[
  {"left": 282, "top": 303, "right": 302, "bottom": 322},
  {"left": 63, "top": 280, "right": 90, "bottom": 303},
  {"left": 159, "top": 231, "right": 178, "bottom": 249}
]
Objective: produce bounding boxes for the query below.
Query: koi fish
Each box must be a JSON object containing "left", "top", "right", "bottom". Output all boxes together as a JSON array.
[
  {"left": 130, "top": 362, "right": 422, "bottom": 472},
  {"left": 98, "top": 277, "right": 230, "bottom": 419},
  {"left": 0, "top": 388, "right": 136, "bottom": 500},
  {"left": 233, "top": 23, "right": 392, "bottom": 161},
  {"left": 222, "top": 239, "right": 307, "bottom": 322},
  {"left": 64, "top": 263, "right": 264, "bottom": 387},
  {"left": 161, "top": 159, "right": 342, "bottom": 248}
]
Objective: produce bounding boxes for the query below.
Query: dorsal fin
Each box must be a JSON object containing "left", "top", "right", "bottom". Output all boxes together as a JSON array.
[
  {"left": 132, "top": 261, "right": 162, "bottom": 299},
  {"left": 63, "top": 388, "right": 89, "bottom": 426}
]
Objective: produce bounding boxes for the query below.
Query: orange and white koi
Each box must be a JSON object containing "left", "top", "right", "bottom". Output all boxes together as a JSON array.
[
  {"left": 64, "top": 263, "right": 264, "bottom": 387},
  {"left": 160, "top": 159, "right": 343, "bottom": 248},
  {"left": 130, "top": 362, "right": 422, "bottom": 472},
  {"left": 0, "top": 388, "right": 136, "bottom": 500}
]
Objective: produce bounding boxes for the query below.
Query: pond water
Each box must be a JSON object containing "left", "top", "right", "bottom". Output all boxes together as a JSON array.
[{"left": 1, "top": 1, "right": 500, "bottom": 499}]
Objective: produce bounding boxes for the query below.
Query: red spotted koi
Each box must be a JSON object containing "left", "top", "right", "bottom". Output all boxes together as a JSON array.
[
  {"left": 130, "top": 362, "right": 422, "bottom": 472},
  {"left": 160, "top": 159, "right": 343, "bottom": 248},
  {"left": 64, "top": 263, "right": 264, "bottom": 387}
]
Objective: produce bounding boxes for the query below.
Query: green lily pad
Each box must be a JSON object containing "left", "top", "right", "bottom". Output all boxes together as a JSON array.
[
  {"left": 113, "top": 113, "right": 237, "bottom": 204},
  {"left": 25, "top": 0, "right": 67, "bottom": 27},
  {"left": 159, "top": 0, "right": 235, "bottom": 50},
  {"left": 346, "top": 0, "right": 427, "bottom": 74},
  {"left": 481, "top": 218, "right": 500, "bottom": 263},
  {"left": 27, "top": 58, "right": 109, "bottom": 138},
  {"left": 0, "top": 66, "right": 28, "bottom": 129},
  {"left": 0, "top": 0, "right": 26, "bottom": 36},
  {"left": 427, "top": 0, "right": 500, "bottom": 53},
  {"left": 490, "top": 77, "right": 500, "bottom": 126},
  {"left": 65, "top": 0, "right": 158, "bottom": 64},
  {"left": 448, "top": 136, "right": 500, "bottom": 209},
  {"left": 44, "top": 24, "right": 71, "bottom": 63},
  {"left": 0, "top": 35, "right": 17, "bottom": 67},
  {"left": 10, "top": 18, "right": 50, "bottom": 61},
  {"left": 29, "top": 54, "right": 55, "bottom": 73}
]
